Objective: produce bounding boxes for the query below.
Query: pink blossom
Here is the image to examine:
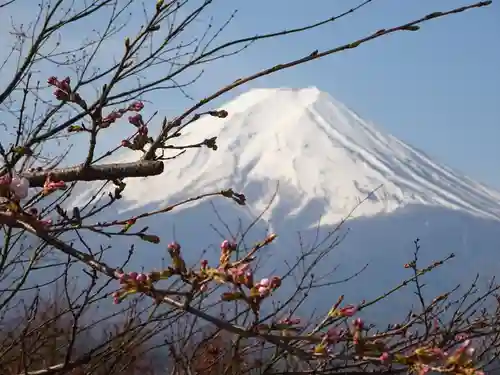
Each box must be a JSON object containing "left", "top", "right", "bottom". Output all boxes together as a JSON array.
[
  {"left": 9, "top": 175, "right": 29, "bottom": 199},
  {"left": 128, "top": 271, "right": 138, "bottom": 280},
  {"left": 258, "top": 278, "right": 270, "bottom": 287},
  {"left": 136, "top": 273, "right": 148, "bottom": 283}
]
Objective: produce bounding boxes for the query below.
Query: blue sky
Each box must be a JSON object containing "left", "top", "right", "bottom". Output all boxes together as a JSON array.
[
  {"left": 1, "top": 0, "right": 499, "bottom": 188},
  {"left": 201, "top": 0, "right": 499, "bottom": 188}
]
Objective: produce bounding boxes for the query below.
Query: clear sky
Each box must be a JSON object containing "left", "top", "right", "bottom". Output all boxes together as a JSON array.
[
  {"left": 199, "top": 0, "right": 500, "bottom": 189},
  {"left": 1, "top": 0, "right": 499, "bottom": 188}
]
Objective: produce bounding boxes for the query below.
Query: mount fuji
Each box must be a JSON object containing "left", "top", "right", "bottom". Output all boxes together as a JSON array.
[
  {"left": 74, "top": 87, "right": 500, "bottom": 224},
  {"left": 69, "top": 87, "right": 500, "bottom": 322}
]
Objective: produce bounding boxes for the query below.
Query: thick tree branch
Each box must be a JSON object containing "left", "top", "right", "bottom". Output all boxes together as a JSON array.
[{"left": 19, "top": 160, "right": 164, "bottom": 187}]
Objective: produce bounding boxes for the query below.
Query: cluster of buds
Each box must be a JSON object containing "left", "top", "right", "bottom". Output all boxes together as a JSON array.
[
  {"left": 100, "top": 101, "right": 144, "bottom": 129},
  {"left": 112, "top": 242, "right": 191, "bottom": 305},
  {"left": 314, "top": 327, "right": 345, "bottom": 355},
  {"left": 112, "top": 269, "right": 172, "bottom": 304},
  {"left": 391, "top": 338, "right": 484, "bottom": 374},
  {"left": 47, "top": 76, "right": 85, "bottom": 106},
  {"left": 121, "top": 112, "right": 153, "bottom": 151},
  {"left": 42, "top": 174, "right": 67, "bottom": 196},
  {"left": 111, "top": 235, "right": 281, "bottom": 314},
  {"left": 0, "top": 173, "right": 29, "bottom": 201},
  {"left": 252, "top": 276, "right": 281, "bottom": 298}
]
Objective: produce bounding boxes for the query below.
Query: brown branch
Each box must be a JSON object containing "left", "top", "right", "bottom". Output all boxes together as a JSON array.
[{"left": 19, "top": 160, "right": 164, "bottom": 187}]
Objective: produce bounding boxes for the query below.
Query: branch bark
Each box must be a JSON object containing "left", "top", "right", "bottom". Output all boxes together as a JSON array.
[{"left": 19, "top": 160, "right": 164, "bottom": 187}]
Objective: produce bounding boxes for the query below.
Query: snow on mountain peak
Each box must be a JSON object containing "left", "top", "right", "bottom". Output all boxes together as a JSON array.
[{"left": 75, "top": 87, "right": 500, "bottom": 224}]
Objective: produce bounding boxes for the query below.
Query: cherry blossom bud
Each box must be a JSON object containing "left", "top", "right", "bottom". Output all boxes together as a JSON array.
[
  {"left": 379, "top": 352, "right": 390, "bottom": 365},
  {"left": 128, "top": 101, "right": 144, "bottom": 111},
  {"left": 353, "top": 317, "right": 364, "bottom": 329},
  {"left": 47, "top": 76, "right": 58, "bottom": 86},
  {"left": 168, "top": 242, "right": 181, "bottom": 252},
  {"left": 338, "top": 304, "right": 357, "bottom": 317},
  {"left": 128, "top": 114, "right": 143, "bottom": 127}
]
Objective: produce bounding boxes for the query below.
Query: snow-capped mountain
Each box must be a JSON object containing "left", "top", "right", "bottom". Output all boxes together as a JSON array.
[
  {"left": 74, "top": 87, "right": 500, "bottom": 225},
  {"left": 64, "top": 87, "right": 500, "bottom": 323}
]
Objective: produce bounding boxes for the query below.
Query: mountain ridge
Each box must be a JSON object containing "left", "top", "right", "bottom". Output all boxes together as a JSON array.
[{"left": 71, "top": 87, "right": 500, "bottom": 224}]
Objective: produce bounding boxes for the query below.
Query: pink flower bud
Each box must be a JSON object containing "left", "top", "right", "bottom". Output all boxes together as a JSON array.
[
  {"left": 353, "top": 317, "right": 364, "bottom": 329},
  {"left": 339, "top": 304, "right": 357, "bottom": 317},
  {"left": 128, "top": 101, "right": 144, "bottom": 111},
  {"left": 128, "top": 114, "right": 143, "bottom": 127},
  {"left": 379, "top": 352, "right": 390, "bottom": 364},
  {"left": 54, "top": 89, "right": 69, "bottom": 101},
  {"left": 138, "top": 125, "right": 148, "bottom": 135},
  {"left": 47, "top": 76, "right": 58, "bottom": 86},
  {"left": 128, "top": 271, "right": 138, "bottom": 280},
  {"left": 168, "top": 242, "right": 181, "bottom": 252},
  {"left": 220, "top": 239, "right": 237, "bottom": 251},
  {"left": 136, "top": 273, "right": 147, "bottom": 283},
  {"left": 325, "top": 327, "right": 340, "bottom": 344},
  {"left": 270, "top": 276, "right": 281, "bottom": 289}
]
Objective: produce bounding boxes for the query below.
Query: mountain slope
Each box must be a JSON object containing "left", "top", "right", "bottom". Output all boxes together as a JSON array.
[
  {"left": 76, "top": 87, "right": 500, "bottom": 225},
  {"left": 61, "top": 87, "right": 500, "bottom": 323}
]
